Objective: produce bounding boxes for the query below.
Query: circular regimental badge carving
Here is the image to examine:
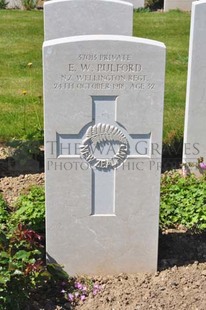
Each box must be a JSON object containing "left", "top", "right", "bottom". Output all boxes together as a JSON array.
[{"left": 80, "top": 123, "right": 129, "bottom": 170}]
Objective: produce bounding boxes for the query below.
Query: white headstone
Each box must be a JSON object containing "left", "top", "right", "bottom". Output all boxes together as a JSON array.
[
  {"left": 124, "top": 0, "right": 144, "bottom": 9},
  {"left": 164, "top": 0, "right": 196, "bottom": 11},
  {"left": 43, "top": 35, "right": 165, "bottom": 274},
  {"left": 44, "top": 0, "right": 133, "bottom": 40},
  {"left": 183, "top": 0, "right": 206, "bottom": 173},
  {"left": 7, "top": 0, "right": 23, "bottom": 9}
]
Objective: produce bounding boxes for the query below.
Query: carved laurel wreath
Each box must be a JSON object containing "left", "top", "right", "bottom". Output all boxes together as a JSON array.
[{"left": 80, "top": 123, "right": 129, "bottom": 170}]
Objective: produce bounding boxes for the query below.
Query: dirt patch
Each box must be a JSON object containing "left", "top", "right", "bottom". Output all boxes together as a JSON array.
[
  {"left": 0, "top": 173, "right": 44, "bottom": 206},
  {"left": 75, "top": 264, "right": 206, "bottom": 310},
  {"left": 0, "top": 145, "right": 44, "bottom": 206},
  {"left": 0, "top": 146, "right": 206, "bottom": 310}
]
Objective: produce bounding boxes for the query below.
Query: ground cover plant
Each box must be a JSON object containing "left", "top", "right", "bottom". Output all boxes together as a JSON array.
[
  {"left": 0, "top": 187, "right": 103, "bottom": 309},
  {"left": 11, "top": 186, "right": 45, "bottom": 233},
  {"left": 0, "top": 188, "right": 45, "bottom": 309},
  {"left": 0, "top": 10, "right": 190, "bottom": 147},
  {"left": 1, "top": 8, "right": 204, "bottom": 310},
  {"left": 160, "top": 171, "right": 206, "bottom": 231},
  {"left": 0, "top": 172, "right": 206, "bottom": 309}
]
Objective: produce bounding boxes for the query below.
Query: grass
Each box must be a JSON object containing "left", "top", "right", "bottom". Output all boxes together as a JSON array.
[
  {"left": 0, "top": 10, "right": 191, "bottom": 143},
  {"left": 133, "top": 10, "right": 191, "bottom": 141},
  {"left": 0, "top": 10, "right": 43, "bottom": 140}
]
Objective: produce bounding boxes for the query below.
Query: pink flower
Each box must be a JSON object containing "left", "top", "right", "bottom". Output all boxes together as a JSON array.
[
  {"left": 82, "top": 285, "right": 87, "bottom": 292},
  {"left": 93, "top": 284, "right": 101, "bottom": 295},
  {"left": 75, "top": 282, "right": 83, "bottom": 290},
  {"left": 93, "top": 284, "right": 100, "bottom": 289},
  {"left": 80, "top": 295, "right": 86, "bottom": 301},
  {"left": 93, "top": 289, "right": 98, "bottom": 296},
  {"left": 200, "top": 162, "right": 206, "bottom": 170},
  {"left": 68, "top": 293, "right": 74, "bottom": 302}
]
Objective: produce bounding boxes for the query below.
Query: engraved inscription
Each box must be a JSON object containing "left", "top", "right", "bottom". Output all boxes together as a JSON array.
[
  {"left": 53, "top": 53, "right": 156, "bottom": 91},
  {"left": 80, "top": 123, "right": 129, "bottom": 170},
  {"left": 78, "top": 54, "right": 131, "bottom": 61}
]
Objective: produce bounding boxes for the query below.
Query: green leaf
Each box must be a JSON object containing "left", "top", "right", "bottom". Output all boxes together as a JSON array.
[
  {"left": 0, "top": 251, "right": 9, "bottom": 258},
  {"left": 0, "top": 274, "right": 10, "bottom": 284},
  {"left": 14, "top": 250, "right": 31, "bottom": 261}
]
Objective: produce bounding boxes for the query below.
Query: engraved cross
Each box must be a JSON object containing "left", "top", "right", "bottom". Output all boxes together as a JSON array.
[{"left": 57, "top": 96, "right": 150, "bottom": 216}]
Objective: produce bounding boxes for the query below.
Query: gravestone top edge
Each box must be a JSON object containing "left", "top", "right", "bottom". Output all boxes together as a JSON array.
[
  {"left": 192, "top": 0, "right": 206, "bottom": 7},
  {"left": 183, "top": 0, "right": 206, "bottom": 162},
  {"left": 44, "top": 0, "right": 134, "bottom": 8},
  {"left": 197, "top": 0, "right": 206, "bottom": 3},
  {"left": 44, "top": 0, "right": 134, "bottom": 40},
  {"left": 43, "top": 34, "right": 166, "bottom": 49}
]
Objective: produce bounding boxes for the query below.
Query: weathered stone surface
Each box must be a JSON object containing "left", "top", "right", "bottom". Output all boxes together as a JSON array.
[
  {"left": 43, "top": 35, "right": 165, "bottom": 274},
  {"left": 183, "top": 0, "right": 206, "bottom": 174},
  {"left": 44, "top": 0, "right": 133, "bottom": 40},
  {"left": 7, "top": 0, "right": 23, "bottom": 9},
  {"left": 124, "top": 0, "right": 144, "bottom": 9},
  {"left": 164, "top": 0, "right": 195, "bottom": 11}
]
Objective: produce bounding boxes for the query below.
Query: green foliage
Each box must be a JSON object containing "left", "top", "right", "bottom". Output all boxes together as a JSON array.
[
  {"left": 1, "top": 170, "right": 206, "bottom": 307},
  {"left": 22, "top": 0, "right": 36, "bottom": 10},
  {"left": 160, "top": 171, "right": 206, "bottom": 231},
  {"left": 0, "top": 187, "right": 46, "bottom": 309},
  {"left": 134, "top": 7, "right": 151, "bottom": 13},
  {"left": 11, "top": 186, "right": 45, "bottom": 233},
  {"left": 0, "top": 195, "right": 8, "bottom": 224},
  {"left": 0, "top": 189, "right": 99, "bottom": 308},
  {"left": 0, "top": 0, "right": 8, "bottom": 9},
  {"left": 0, "top": 221, "right": 45, "bottom": 309}
]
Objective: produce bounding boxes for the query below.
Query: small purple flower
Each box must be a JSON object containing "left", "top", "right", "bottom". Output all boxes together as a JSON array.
[
  {"left": 80, "top": 295, "right": 86, "bottom": 301},
  {"left": 93, "top": 284, "right": 100, "bottom": 290},
  {"left": 93, "top": 289, "right": 98, "bottom": 296},
  {"left": 68, "top": 293, "right": 74, "bottom": 302},
  {"left": 82, "top": 285, "right": 87, "bottom": 292},
  {"left": 93, "top": 284, "right": 101, "bottom": 295},
  {"left": 200, "top": 162, "right": 206, "bottom": 170},
  {"left": 75, "top": 282, "right": 83, "bottom": 290}
]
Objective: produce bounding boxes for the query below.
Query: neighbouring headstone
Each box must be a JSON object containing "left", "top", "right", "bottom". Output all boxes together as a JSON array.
[
  {"left": 7, "top": 0, "right": 23, "bottom": 9},
  {"left": 44, "top": 0, "right": 133, "bottom": 40},
  {"left": 164, "top": 0, "right": 196, "bottom": 11},
  {"left": 43, "top": 35, "right": 165, "bottom": 274},
  {"left": 7, "top": 0, "right": 43, "bottom": 9},
  {"left": 124, "top": 0, "right": 144, "bottom": 9},
  {"left": 183, "top": 0, "right": 206, "bottom": 174}
]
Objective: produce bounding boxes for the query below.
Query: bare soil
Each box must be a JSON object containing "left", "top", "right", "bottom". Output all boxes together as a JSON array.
[{"left": 0, "top": 146, "right": 206, "bottom": 310}]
